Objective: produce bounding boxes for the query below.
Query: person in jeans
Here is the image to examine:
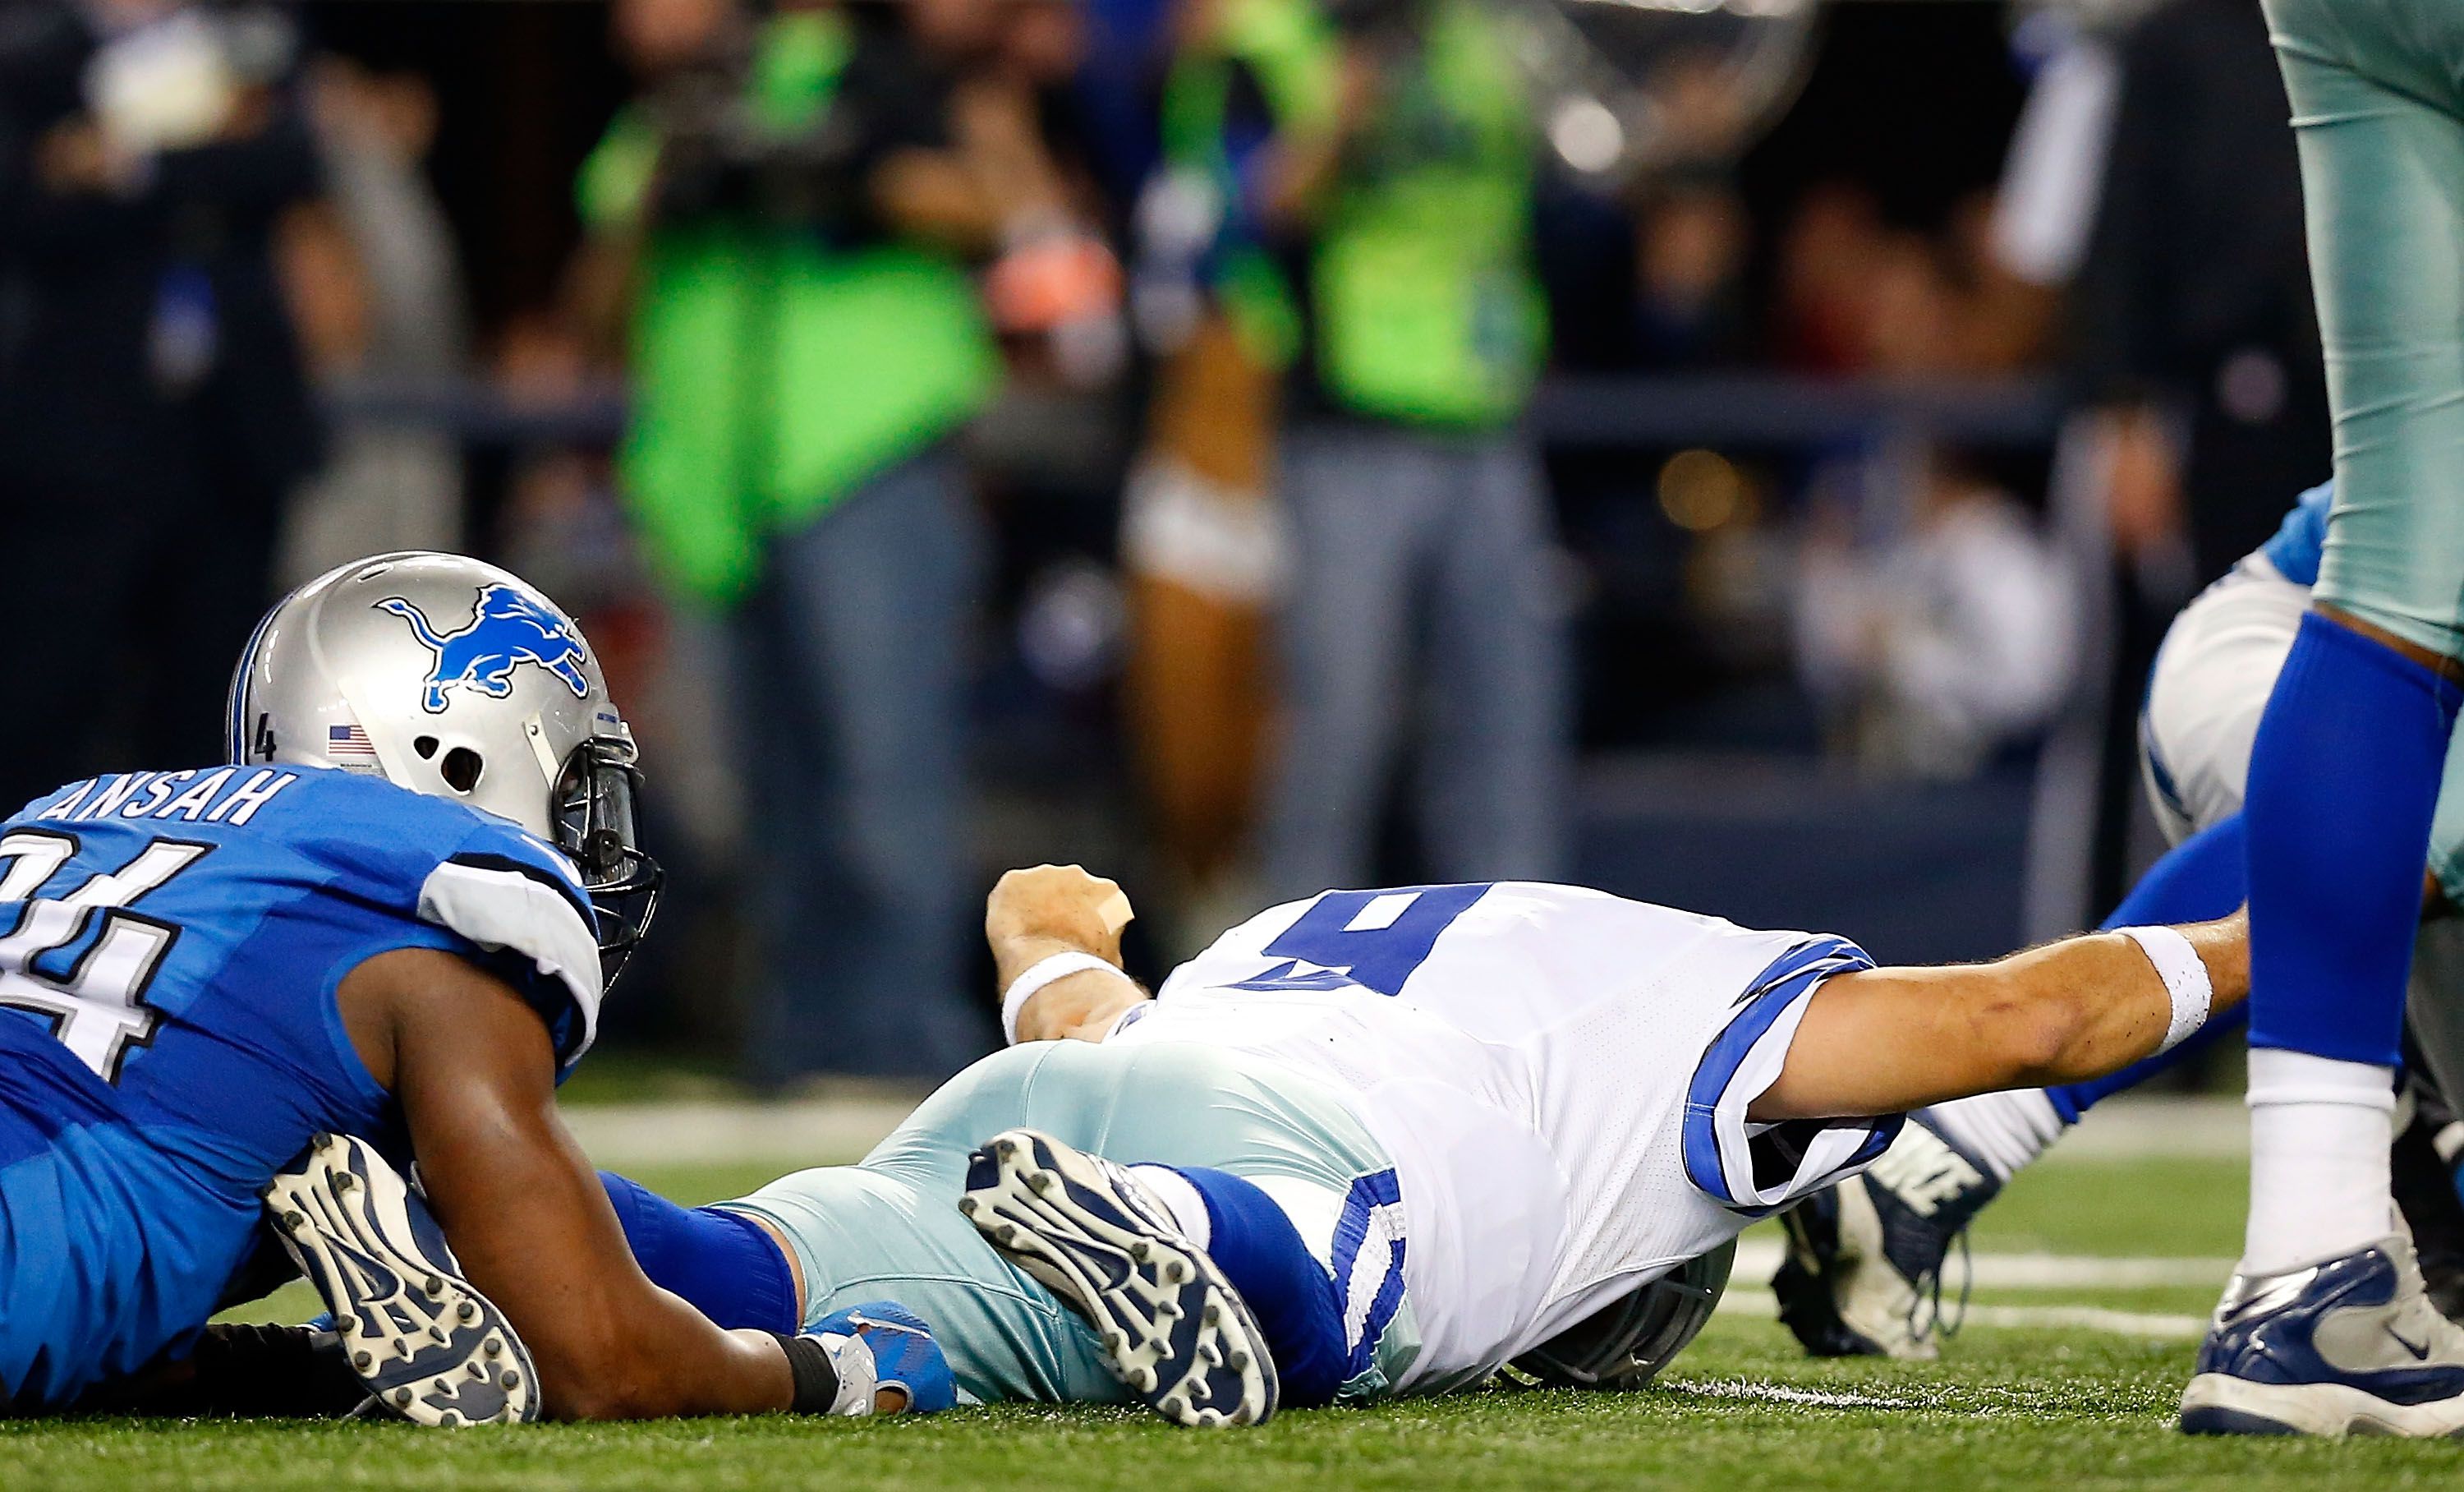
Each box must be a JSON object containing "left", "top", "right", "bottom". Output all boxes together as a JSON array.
[
  {"left": 578, "top": 0, "right": 1007, "bottom": 1082},
  {"left": 1180, "top": 0, "right": 1569, "bottom": 896}
]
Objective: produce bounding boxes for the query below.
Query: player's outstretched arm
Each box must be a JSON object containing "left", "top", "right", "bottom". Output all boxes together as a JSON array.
[
  {"left": 986, "top": 864, "right": 1151, "bottom": 1043},
  {"left": 344, "top": 949, "right": 798, "bottom": 1421},
  {"left": 1751, "top": 912, "right": 2248, "bottom": 1122}
]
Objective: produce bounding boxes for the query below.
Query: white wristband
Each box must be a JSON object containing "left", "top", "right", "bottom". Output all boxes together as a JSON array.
[
  {"left": 1000, "top": 951, "right": 1122, "bottom": 1045},
  {"left": 2116, "top": 926, "right": 2212, "bottom": 1054}
]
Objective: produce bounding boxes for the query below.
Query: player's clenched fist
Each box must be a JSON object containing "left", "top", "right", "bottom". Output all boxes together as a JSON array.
[{"left": 986, "top": 864, "right": 1133, "bottom": 978}]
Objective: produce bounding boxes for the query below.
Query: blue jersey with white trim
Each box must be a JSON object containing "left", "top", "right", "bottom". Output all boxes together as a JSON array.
[{"left": 0, "top": 765, "right": 600, "bottom": 1407}]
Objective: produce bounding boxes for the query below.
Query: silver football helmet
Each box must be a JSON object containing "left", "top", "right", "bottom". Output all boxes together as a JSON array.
[
  {"left": 1510, "top": 1240, "right": 1734, "bottom": 1388},
  {"left": 224, "top": 551, "right": 661, "bottom": 984}
]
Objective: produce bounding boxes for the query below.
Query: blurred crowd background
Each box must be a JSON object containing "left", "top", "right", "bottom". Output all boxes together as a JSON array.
[{"left": 0, "top": 0, "right": 2319, "bottom": 1091}]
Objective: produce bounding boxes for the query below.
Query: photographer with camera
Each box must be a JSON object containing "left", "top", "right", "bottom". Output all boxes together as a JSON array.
[{"left": 577, "top": 0, "right": 1018, "bottom": 1085}]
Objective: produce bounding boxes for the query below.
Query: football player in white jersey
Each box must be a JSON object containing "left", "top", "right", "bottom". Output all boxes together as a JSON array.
[
  {"left": 942, "top": 865, "right": 2241, "bottom": 1421},
  {"left": 275, "top": 863, "right": 2244, "bottom": 1427}
]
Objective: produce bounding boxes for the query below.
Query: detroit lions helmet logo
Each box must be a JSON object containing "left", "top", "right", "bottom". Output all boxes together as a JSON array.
[{"left": 375, "top": 584, "right": 592, "bottom": 713}]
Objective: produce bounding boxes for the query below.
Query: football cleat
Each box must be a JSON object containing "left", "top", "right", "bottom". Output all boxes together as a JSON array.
[
  {"left": 959, "top": 1128, "right": 1277, "bottom": 1426},
  {"left": 2180, "top": 1233, "right": 2464, "bottom": 1437},
  {"left": 263, "top": 1132, "right": 539, "bottom": 1426},
  {"left": 1772, "top": 1116, "right": 1997, "bottom": 1361}
]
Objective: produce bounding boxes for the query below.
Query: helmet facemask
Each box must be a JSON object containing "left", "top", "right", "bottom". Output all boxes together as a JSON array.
[
  {"left": 551, "top": 737, "right": 664, "bottom": 989},
  {"left": 1508, "top": 1239, "right": 1734, "bottom": 1389},
  {"left": 228, "top": 551, "right": 668, "bottom": 996}
]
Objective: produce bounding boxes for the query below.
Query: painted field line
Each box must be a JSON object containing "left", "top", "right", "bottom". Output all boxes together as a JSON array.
[
  {"left": 1720, "top": 1241, "right": 2217, "bottom": 1339},
  {"left": 1661, "top": 1379, "right": 1915, "bottom": 1410},
  {"left": 2061, "top": 1094, "right": 2246, "bottom": 1159},
  {"left": 1713, "top": 1289, "right": 2205, "bottom": 1341},
  {"left": 1728, "top": 1240, "right": 2231, "bottom": 1290},
  {"left": 1956, "top": 1304, "right": 2205, "bottom": 1338}
]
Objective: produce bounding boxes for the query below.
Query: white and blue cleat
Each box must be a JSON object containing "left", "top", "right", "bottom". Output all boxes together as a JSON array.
[
  {"left": 959, "top": 1128, "right": 1277, "bottom": 1426},
  {"left": 1775, "top": 1117, "right": 1997, "bottom": 1361},
  {"left": 264, "top": 1132, "right": 539, "bottom": 1426},
  {"left": 2181, "top": 1233, "right": 2464, "bottom": 1438}
]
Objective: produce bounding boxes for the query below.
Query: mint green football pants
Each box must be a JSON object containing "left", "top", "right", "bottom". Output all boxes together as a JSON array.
[{"left": 2267, "top": 0, "right": 2464, "bottom": 658}]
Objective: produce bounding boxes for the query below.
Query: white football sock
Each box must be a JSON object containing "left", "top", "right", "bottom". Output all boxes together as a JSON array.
[
  {"left": 1128, "top": 1164, "right": 1212, "bottom": 1248},
  {"left": 2242, "top": 1048, "right": 2398, "bottom": 1275},
  {"left": 1919, "top": 1089, "right": 2067, "bottom": 1184}
]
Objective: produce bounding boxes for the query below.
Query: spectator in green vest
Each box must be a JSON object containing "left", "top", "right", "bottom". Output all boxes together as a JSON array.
[
  {"left": 1165, "top": 0, "right": 1567, "bottom": 895},
  {"left": 577, "top": 0, "right": 1006, "bottom": 1084}
]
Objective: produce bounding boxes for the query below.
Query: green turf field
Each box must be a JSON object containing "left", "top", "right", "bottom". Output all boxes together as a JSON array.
[{"left": 8, "top": 1152, "right": 2462, "bottom": 1491}]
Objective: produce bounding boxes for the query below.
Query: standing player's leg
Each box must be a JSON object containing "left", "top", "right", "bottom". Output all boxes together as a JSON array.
[{"left": 2183, "top": 0, "right": 2464, "bottom": 1436}]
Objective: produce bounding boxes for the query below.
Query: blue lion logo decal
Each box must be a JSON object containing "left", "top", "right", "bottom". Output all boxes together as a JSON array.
[{"left": 376, "top": 584, "right": 591, "bottom": 714}]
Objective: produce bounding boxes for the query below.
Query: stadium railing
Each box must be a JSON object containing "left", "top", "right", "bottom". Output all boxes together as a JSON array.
[{"left": 321, "top": 371, "right": 2110, "bottom": 951}]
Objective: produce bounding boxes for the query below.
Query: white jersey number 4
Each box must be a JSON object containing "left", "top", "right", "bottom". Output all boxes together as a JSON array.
[{"left": 0, "top": 831, "right": 212, "bottom": 1082}]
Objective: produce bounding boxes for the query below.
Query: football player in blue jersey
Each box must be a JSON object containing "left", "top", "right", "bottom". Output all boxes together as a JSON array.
[{"left": 0, "top": 552, "right": 937, "bottom": 1423}]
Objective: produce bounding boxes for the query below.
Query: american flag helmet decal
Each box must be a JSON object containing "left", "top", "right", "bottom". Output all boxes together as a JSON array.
[{"left": 327, "top": 723, "right": 378, "bottom": 762}]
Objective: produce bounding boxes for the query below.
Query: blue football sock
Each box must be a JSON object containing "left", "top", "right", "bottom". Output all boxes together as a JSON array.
[
  {"left": 1163, "top": 1167, "right": 1348, "bottom": 1408},
  {"left": 599, "top": 1171, "right": 800, "bottom": 1334},
  {"left": 2246, "top": 613, "right": 2460, "bottom": 1066},
  {"left": 2046, "top": 813, "right": 2255, "bottom": 1121}
]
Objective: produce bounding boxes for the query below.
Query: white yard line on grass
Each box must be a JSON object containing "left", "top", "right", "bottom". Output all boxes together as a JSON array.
[
  {"left": 1956, "top": 1305, "right": 2206, "bottom": 1338},
  {"left": 1660, "top": 1379, "right": 1918, "bottom": 1410},
  {"left": 1721, "top": 1240, "right": 2219, "bottom": 1339},
  {"left": 2062, "top": 1094, "right": 2246, "bottom": 1159},
  {"left": 1712, "top": 1290, "right": 2207, "bottom": 1340},
  {"left": 1727, "top": 1240, "right": 2231, "bottom": 1290}
]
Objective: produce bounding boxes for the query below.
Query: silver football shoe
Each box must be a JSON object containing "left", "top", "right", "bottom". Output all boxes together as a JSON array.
[
  {"left": 2180, "top": 1232, "right": 2464, "bottom": 1438},
  {"left": 960, "top": 1128, "right": 1278, "bottom": 1426},
  {"left": 264, "top": 1133, "right": 540, "bottom": 1426}
]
